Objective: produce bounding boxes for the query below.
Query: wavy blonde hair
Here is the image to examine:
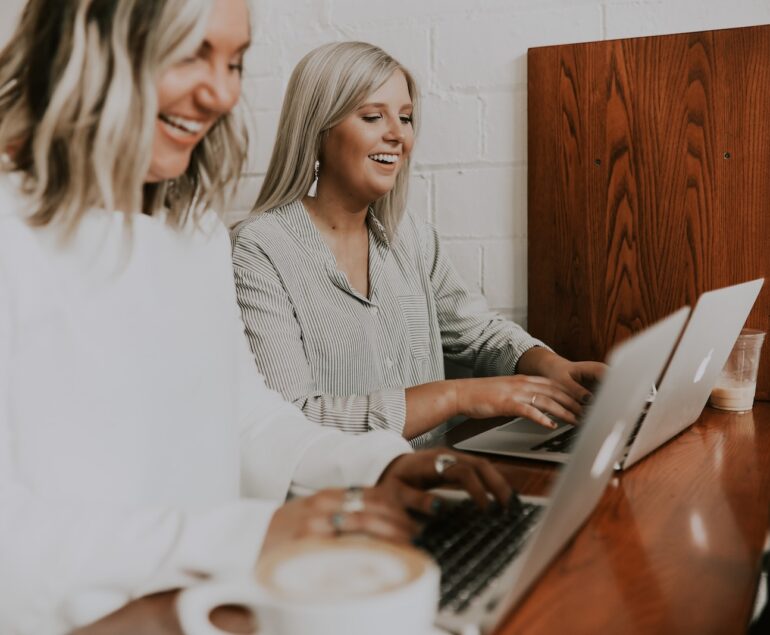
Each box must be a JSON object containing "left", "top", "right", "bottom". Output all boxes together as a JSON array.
[
  {"left": 250, "top": 41, "right": 419, "bottom": 240},
  {"left": 0, "top": 0, "right": 247, "bottom": 235}
]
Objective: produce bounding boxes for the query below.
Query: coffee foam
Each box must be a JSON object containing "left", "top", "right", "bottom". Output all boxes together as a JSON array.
[{"left": 257, "top": 537, "right": 429, "bottom": 603}]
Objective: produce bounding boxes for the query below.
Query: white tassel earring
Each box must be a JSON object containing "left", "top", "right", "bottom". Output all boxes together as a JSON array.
[{"left": 307, "top": 160, "right": 320, "bottom": 197}]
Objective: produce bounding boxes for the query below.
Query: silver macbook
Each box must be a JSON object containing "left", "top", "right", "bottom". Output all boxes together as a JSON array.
[
  {"left": 455, "top": 279, "right": 763, "bottom": 470},
  {"left": 430, "top": 309, "right": 689, "bottom": 634}
]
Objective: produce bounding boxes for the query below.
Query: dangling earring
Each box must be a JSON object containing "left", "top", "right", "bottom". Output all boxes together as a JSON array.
[{"left": 307, "top": 160, "right": 320, "bottom": 197}]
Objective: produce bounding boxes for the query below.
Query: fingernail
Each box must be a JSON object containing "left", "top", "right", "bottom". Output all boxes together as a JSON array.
[{"left": 430, "top": 498, "right": 443, "bottom": 514}]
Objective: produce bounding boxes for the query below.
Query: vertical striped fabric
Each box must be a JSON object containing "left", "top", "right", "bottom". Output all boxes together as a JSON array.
[{"left": 230, "top": 201, "right": 546, "bottom": 441}]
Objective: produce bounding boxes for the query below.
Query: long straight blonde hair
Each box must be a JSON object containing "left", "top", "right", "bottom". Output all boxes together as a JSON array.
[
  {"left": 250, "top": 41, "right": 419, "bottom": 241},
  {"left": 0, "top": 0, "right": 247, "bottom": 236}
]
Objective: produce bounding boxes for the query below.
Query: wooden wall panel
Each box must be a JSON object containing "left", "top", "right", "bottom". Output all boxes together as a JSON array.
[{"left": 528, "top": 25, "right": 770, "bottom": 399}]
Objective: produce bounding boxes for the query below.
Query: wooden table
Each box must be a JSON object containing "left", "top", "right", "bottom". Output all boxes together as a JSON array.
[
  {"left": 74, "top": 404, "right": 770, "bottom": 635},
  {"left": 445, "top": 402, "right": 770, "bottom": 634}
]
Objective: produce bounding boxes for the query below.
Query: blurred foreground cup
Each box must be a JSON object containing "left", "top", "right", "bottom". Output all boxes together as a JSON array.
[
  {"left": 709, "top": 328, "right": 766, "bottom": 413},
  {"left": 177, "top": 536, "right": 439, "bottom": 635}
]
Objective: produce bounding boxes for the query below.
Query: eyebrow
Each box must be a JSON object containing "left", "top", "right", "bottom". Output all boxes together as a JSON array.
[
  {"left": 357, "top": 102, "right": 413, "bottom": 110},
  {"left": 199, "top": 40, "right": 252, "bottom": 55}
]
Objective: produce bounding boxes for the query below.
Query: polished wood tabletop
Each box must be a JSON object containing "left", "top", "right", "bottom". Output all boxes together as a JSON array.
[
  {"left": 74, "top": 403, "right": 770, "bottom": 635},
  {"left": 447, "top": 403, "right": 770, "bottom": 634}
]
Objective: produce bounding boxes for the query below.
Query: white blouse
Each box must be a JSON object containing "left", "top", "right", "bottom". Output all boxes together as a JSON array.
[{"left": 0, "top": 175, "right": 410, "bottom": 634}]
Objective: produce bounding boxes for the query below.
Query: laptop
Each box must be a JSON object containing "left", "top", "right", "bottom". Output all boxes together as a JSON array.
[
  {"left": 455, "top": 279, "right": 763, "bottom": 469},
  {"left": 419, "top": 308, "right": 689, "bottom": 635}
]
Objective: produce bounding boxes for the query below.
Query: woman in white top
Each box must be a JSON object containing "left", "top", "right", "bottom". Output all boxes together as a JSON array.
[
  {"left": 231, "top": 42, "right": 606, "bottom": 441},
  {"left": 0, "top": 4, "right": 509, "bottom": 633}
]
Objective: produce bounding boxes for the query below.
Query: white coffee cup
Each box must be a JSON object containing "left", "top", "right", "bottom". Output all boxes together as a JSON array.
[{"left": 176, "top": 536, "right": 440, "bottom": 635}]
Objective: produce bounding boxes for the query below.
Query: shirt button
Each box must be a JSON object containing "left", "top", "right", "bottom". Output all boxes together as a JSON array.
[{"left": 385, "top": 358, "right": 394, "bottom": 369}]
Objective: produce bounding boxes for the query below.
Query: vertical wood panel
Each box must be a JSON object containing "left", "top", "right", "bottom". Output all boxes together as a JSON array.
[{"left": 528, "top": 25, "right": 770, "bottom": 399}]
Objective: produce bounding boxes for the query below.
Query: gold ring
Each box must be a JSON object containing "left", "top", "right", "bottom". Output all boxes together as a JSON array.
[
  {"left": 341, "top": 486, "right": 365, "bottom": 514},
  {"left": 434, "top": 453, "right": 458, "bottom": 476}
]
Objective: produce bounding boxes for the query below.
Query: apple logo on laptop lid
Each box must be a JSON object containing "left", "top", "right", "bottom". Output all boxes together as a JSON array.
[
  {"left": 591, "top": 420, "right": 627, "bottom": 478},
  {"left": 693, "top": 348, "right": 714, "bottom": 383}
]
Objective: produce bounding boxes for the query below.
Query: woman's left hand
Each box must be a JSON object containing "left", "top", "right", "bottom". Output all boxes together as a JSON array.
[
  {"left": 516, "top": 347, "right": 606, "bottom": 405},
  {"left": 376, "top": 449, "right": 513, "bottom": 514}
]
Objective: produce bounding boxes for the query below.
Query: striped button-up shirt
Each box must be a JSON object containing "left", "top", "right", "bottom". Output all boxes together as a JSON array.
[{"left": 231, "top": 200, "right": 545, "bottom": 438}]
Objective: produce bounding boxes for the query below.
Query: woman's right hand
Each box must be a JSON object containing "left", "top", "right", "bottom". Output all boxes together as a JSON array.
[
  {"left": 453, "top": 375, "right": 582, "bottom": 429},
  {"left": 259, "top": 488, "right": 417, "bottom": 560}
]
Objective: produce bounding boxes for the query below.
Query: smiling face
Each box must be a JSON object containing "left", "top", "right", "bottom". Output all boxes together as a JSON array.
[
  {"left": 319, "top": 69, "right": 415, "bottom": 208},
  {"left": 146, "top": 0, "right": 251, "bottom": 183}
]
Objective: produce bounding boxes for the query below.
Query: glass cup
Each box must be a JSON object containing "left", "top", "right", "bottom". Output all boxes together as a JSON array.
[{"left": 709, "top": 328, "right": 766, "bottom": 413}]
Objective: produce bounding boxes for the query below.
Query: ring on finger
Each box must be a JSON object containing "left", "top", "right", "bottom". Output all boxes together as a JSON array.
[
  {"left": 530, "top": 393, "right": 538, "bottom": 407},
  {"left": 434, "top": 453, "right": 458, "bottom": 476},
  {"left": 330, "top": 511, "right": 347, "bottom": 535},
  {"left": 341, "top": 486, "right": 365, "bottom": 514}
]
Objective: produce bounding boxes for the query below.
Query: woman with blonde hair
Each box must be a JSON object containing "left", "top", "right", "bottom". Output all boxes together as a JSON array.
[
  {"left": 232, "top": 41, "right": 605, "bottom": 442},
  {"left": 0, "top": 4, "right": 510, "bottom": 632}
]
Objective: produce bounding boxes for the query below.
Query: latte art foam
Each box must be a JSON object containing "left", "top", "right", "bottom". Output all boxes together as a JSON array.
[{"left": 257, "top": 537, "right": 427, "bottom": 602}]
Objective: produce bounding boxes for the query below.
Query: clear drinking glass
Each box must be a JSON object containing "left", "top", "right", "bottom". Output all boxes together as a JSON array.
[{"left": 709, "top": 328, "right": 766, "bottom": 412}]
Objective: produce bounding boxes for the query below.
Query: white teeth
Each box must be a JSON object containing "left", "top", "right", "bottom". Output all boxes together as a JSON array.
[
  {"left": 160, "top": 113, "right": 204, "bottom": 135},
  {"left": 369, "top": 153, "right": 398, "bottom": 164}
]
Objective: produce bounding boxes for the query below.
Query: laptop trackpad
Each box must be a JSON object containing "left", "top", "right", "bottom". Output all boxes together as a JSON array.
[{"left": 499, "top": 415, "right": 569, "bottom": 437}]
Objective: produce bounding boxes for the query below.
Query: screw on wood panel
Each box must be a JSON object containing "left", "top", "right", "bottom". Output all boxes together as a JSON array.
[
  {"left": 594, "top": 159, "right": 601, "bottom": 166},
  {"left": 723, "top": 151, "right": 731, "bottom": 159}
]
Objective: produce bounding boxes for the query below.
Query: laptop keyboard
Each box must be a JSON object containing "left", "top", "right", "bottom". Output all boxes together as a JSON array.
[
  {"left": 531, "top": 426, "right": 579, "bottom": 453},
  {"left": 414, "top": 494, "right": 541, "bottom": 614}
]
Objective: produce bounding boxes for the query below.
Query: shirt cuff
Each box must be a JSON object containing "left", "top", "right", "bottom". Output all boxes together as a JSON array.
[
  {"left": 368, "top": 388, "right": 407, "bottom": 436},
  {"left": 291, "top": 429, "right": 411, "bottom": 491}
]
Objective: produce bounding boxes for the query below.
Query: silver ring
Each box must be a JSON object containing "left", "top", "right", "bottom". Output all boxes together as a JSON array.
[
  {"left": 341, "top": 486, "right": 365, "bottom": 514},
  {"left": 530, "top": 393, "right": 538, "bottom": 407},
  {"left": 330, "top": 512, "right": 347, "bottom": 535},
  {"left": 434, "top": 453, "right": 458, "bottom": 476}
]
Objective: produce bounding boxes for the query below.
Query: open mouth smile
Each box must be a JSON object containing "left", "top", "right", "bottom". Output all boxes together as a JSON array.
[{"left": 368, "top": 153, "right": 399, "bottom": 165}]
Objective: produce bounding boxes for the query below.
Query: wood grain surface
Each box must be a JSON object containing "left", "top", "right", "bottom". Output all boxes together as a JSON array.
[
  {"left": 453, "top": 404, "right": 770, "bottom": 634},
  {"left": 528, "top": 25, "right": 770, "bottom": 399}
]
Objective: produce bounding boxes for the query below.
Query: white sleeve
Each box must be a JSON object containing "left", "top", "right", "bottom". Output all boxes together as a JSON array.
[
  {"left": 0, "top": 265, "right": 277, "bottom": 635},
  {"left": 234, "top": 322, "right": 412, "bottom": 499}
]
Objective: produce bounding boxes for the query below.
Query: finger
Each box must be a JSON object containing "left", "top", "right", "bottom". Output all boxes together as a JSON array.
[
  {"left": 440, "top": 462, "right": 491, "bottom": 509},
  {"left": 557, "top": 375, "right": 594, "bottom": 406},
  {"left": 360, "top": 492, "right": 420, "bottom": 534},
  {"left": 386, "top": 482, "right": 442, "bottom": 516},
  {"left": 462, "top": 456, "right": 512, "bottom": 505},
  {"left": 345, "top": 511, "right": 415, "bottom": 543},
  {"left": 529, "top": 394, "right": 578, "bottom": 425},
  {"left": 528, "top": 384, "right": 582, "bottom": 417}
]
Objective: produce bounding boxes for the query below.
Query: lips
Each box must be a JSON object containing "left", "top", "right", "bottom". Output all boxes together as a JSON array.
[{"left": 158, "top": 113, "right": 205, "bottom": 136}]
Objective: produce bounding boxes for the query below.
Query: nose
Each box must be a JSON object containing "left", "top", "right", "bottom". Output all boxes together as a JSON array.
[
  {"left": 196, "top": 65, "right": 240, "bottom": 115},
  {"left": 384, "top": 116, "right": 405, "bottom": 143}
]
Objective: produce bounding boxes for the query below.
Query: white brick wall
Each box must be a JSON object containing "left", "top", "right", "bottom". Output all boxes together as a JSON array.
[
  {"left": 3, "top": 0, "right": 770, "bottom": 323},
  {"left": 231, "top": 0, "right": 770, "bottom": 324}
]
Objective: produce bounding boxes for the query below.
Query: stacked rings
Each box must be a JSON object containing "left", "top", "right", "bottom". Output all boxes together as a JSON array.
[{"left": 331, "top": 486, "right": 366, "bottom": 535}]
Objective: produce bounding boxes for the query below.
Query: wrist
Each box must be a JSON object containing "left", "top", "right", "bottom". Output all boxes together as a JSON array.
[
  {"left": 516, "top": 346, "right": 558, "bottom": 376},
  {"left": 450, "top": 379, "right": 465, "bottom": 417}
]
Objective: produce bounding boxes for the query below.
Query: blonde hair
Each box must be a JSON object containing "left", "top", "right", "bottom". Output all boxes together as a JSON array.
[
  {"left": 0, "top": 0, "right": 247, "bottom": 235},
  {"left": 251, "top": 41, "right": 419, "bottom": 240}
]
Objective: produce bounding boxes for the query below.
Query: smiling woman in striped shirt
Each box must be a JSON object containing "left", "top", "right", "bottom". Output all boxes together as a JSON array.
[{"left": 231, "top": 41, "right": 605, "bottom": 442}]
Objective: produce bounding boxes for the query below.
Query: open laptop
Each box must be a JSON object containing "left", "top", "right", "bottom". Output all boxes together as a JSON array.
[
  {"left": 421, "top": 308, "right": 689, "bottom": 635},
  {"left": 455, "top": 279, "right": 763, "bottom": 469}
]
